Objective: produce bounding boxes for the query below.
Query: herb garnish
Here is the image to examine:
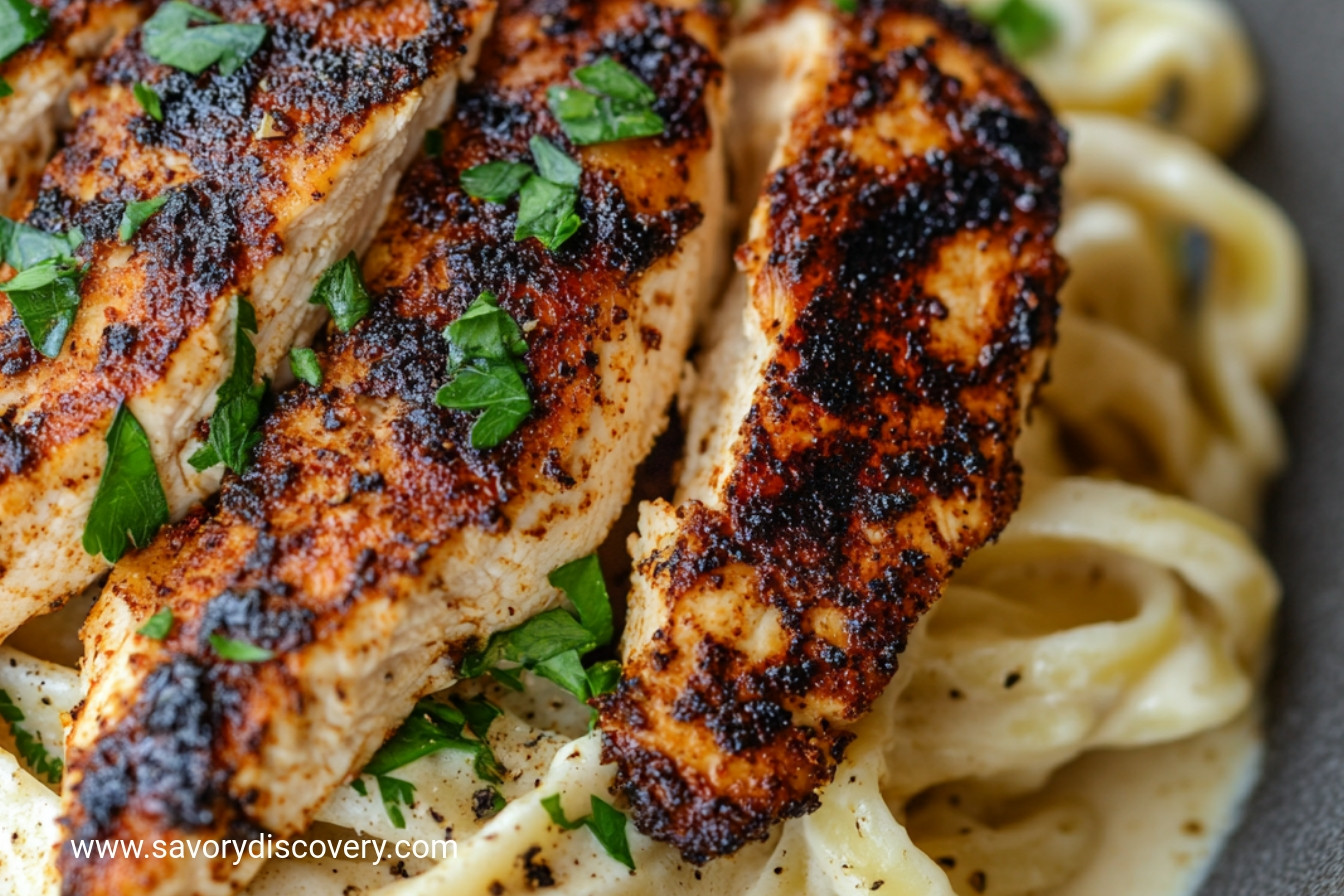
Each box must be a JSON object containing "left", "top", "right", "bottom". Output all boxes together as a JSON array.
[
  {"left": 82, "top": 403, "right": 170, "bottom": 563},
  {"left": 0, "top": 80, "right": 11, "bottom": 98},
  {"left": 0, "top": 216, "right": 82, "bottom": 271},
  {"left": 133, "top": 82, "right": 163, "bottom": 121},
  {"left": 460, "top": 137, "right": 582, "bottom": 250},
  {"left": 289, "top": 346, "right": 322, "bottom": 387},
  {"left": 976, "top": 0, "right": 1058, "bottom": 59},
  {"left": 423, "top": 127, "right": 444, "bottom": 157},
  {"left": 434, "top": 291, "right": 533, "bottom": 449},
  {"left": 832, "top": 0, "right": 858, "bottom": 12},
  {"left": 208, "top": 633, "right": 275, "bottom": 663},
  {"left": 357, "top": 695, "right": 505, "bottom": 828},
  {"left": 137, "top": 607, "right": 174, "bottom": 640},
  {"left": 375, "top": 775, "right": 416, "bottom": 829},
  {"left": 541, "top": 794, "right": 635, "bottom": 870},
  {"left": 0, "top": 217, "right": 86, "bottom": 357},
  {"left": 0, "top": 689, "right": 62, "bottom": 785},
  {"left": 142, "top": 1, "right": 268, "bottom": 76},
  {"left": 460, "top": 160, "right": 533, "bottom": 204},
  {"left": 189, "top": 296, "right": 265, "bottom": 474},
  {"left": 0, "top": 0, "right": 50, "bottom": 64},
  {"left": 0, "top": 258, "right": 85, "bottom": 357},
  {"left": 119, "top": 193, "right": 170, "bottom": 242},
  {"left": 547, "top": 57, "right": 665, "bottom": 146},
  {"left": 460, "top": 554, "right": 621, "bottom": 725},
  {"left": 308, "top": 253, "right": 371, "bottom": 333}
]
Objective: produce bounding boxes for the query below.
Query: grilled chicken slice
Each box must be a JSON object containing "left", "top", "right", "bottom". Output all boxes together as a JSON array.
[
  {"left": 0, "top": 0, "right": 496, "bottom": 639},
  {"left": 0, "top": 0, "right": 143, "bottom": 211},
  {"left": 597, "top": 0, "right": 1068, "bottom": 863},
  {"left": 59, "top": 2, "right": 727, "bottom": 893}
]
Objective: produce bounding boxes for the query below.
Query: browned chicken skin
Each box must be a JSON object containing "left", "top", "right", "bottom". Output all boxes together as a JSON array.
[
  {"left": 59, "top": 1, "right": 728, "bottom": 893},
  {"left": 597, "top": 0, "right": 1067, "bottom": 863}
]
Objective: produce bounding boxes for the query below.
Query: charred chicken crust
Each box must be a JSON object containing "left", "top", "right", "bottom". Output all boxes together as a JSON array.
[{"left": 597, "top": 0, "right": 1068, "bottom": 864}]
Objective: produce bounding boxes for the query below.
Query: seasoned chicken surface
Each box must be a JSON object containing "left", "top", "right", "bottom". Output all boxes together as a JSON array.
[
  {"left": 598, "top": 0, "right": 1067, "bottom": 863},
  {"left": 0, "top": 0, "right": 495, "bottom": 639},
  {"left": 0, "top": 0, "right": 143, "bottom": 210},
  {"left": 60, "top": 0, "right": 727, "bottom": 892}
]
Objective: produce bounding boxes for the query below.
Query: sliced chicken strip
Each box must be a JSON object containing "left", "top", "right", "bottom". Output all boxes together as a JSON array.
[
  {"left": 0, "top": 0, "right": 496, "bottom": 638},
  {"left": 60, "top": 1, "right": 728, "bottom": 893},
  {"left": 598, "top": 0, "right": 1067, "bottom": 863},
  {"left": 0, "top": 0, "right": 143, "bottom": 211}
]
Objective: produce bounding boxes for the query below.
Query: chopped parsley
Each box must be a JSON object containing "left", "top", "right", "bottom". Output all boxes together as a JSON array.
[
  {"left": 119, "top": 193, "right": 170, "bottom": 242},
  {"left": 357, "top": 695, "right": 504, "bottom": 827},
  {"left": 514, "top": 175, "right": 581, "bottom": 250},
  {"left": 0, "top": 258, "right": 85, "bottom": 358},
  {"left": 548, "top": 57, "right": 665, "bottom": 146},
  {"left": 434, "top": 291, "right": 533, "bottom": 449},
  {"left": 0, "top": 0, "right": 50, "bottom": 63},
  {"left": 133, "top": 82, "right": 163, "bottom": 121},
  {"left": 833, "top": 0, "right": 858, "bottom": 12},
  {"left": 0, "top": 689, "right": 62, "bottom": 785},
  {"left": 976, "top": 0, "right": 1058, "bottom": 60},
  {"left": 82, "top": 403, "right": 170, "bottom": 563},
  {"left": 208, "top": 633, "right": 274, "bottom": 663},
  {"left": 142, "top": 1, "right": 268, "bottom": 76},
  {"left": 0, "top": 218, "right": 86, "bottom": 357},
  {"left": 460, "top": 138, "right": 582, "bottom": 250},
  {"left": 308, "top": 253, "right": 371, "bottom": 333},
  {"left": 375, "top": 775, "right": 416, "bottom": 829},
  {"left": 0, "top": 216, "right": 82, "bottom": 271},
  {"left": 423, "top": 127, "right": 444, "bottom": 157},
  {"left": 189, "top": 296, "right": 265, "bottom": 474},
  {"left": 541, "top": 794, "right": 635, "bottom": 870},
  {"left": 288, "top": 346, "right": 322, "bottom": 387},
  {"left": 460, "top": 554, "right": 621, "bottom": 726},
  {"left": 137, "top": 607, "right": 174, "bottom": 640},
  {"left": 460, "top": 160, "right": 533, "bottom": 203},
  {"left": 0, "top": 79, "right": 11, "bottom": 98}
]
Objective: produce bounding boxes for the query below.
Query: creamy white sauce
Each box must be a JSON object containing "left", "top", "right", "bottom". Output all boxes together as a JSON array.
[{"left": 1049, "top": 711, "right": 1262, "bottom": 896}]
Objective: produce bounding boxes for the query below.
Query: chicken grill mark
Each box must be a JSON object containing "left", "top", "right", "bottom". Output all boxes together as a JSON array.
[
  {"left": 59, "top": 2, "right": 725, "bottom": 893},
  {"left": 597, "top": 0, "right": 1067, "bottom": 863}
]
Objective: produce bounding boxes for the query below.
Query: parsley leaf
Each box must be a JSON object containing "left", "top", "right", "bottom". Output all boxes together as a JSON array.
[
  {"left": 515, "top": 176, "right": 581, "bottom": 250},
  {"left": 308, "top": 253, "right": 371, "bottom": 333},
  {"left": 189, "top": 296, "right": 265, "bottom": 474},
  {"left": 423, "top": 127, "right": 444, "bottom": 157},
  {"left": 0, "top": 79, "right": 11, "bottom": 99},
  {"left": 137, "top": 607, "right": 174, "bottom": 640},
  {"left": 541, "top": 794, "right": 635, "bottom": 869},
  {"left": 0, "top": 0, "right": 49, "bottom": 63},
  {"left": 208, "top": 633, "right": 274, "bottom": 663},
  {"left": 82, "top": 403, "right": 169, "bottom": 563},
  {"left": 0, "top": 689, "right": 62, "bottom": 785},
  {"left": 0, "top": 216, "right": 82, "bottom": 271},
  {"left": 1, "top": 258, "right": 85, "bottom": 357},
  {"left": 133, "top": 81, "right": 163, "bottom": 121},
  {"left": 977, "top": 0, "right": 1058, "bottom": 60},
  {"left": 459, "top": 553, "right": 621, "bottom": 724},
  {"left": 548, "top": 553, "right": 613, "bottom": 645},
  {"left": 459, "top": 608, "right": 595, "bottom": 680},
  {"left": 359, "top": 696, "right": 505, "bottom": 827},
  {"left": 289, "top": 346, "right": 322, "bottom": 387},
  {"left": 460, "top": 160, "right": 533, "bottom": 203},
  {"left": 119, "top": 193, "right": 169, "bottom": 242},
  {"left": 548, "top": 57, "right": 664, "bottom": 146},
  {"left": 375, "top": 775, "right": 415, "bottom": 829},
  {"left": 833, "top": 0, "right": 858, "bottom": 12},
  {"left": 435, "top": 291, "right": 533, "bottom": 449},
  {"left": 142, "top": 1, "right": 268, "bottom": 77},
  {"left": 528, "top": 136, "right": 581, "bottom": 187}
]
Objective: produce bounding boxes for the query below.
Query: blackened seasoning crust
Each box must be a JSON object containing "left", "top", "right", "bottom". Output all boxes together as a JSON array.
[
  {"left": 60, "top": 1, "right": 727, "bottom": 894},
  {"left": 597, "top": 0, "right": 1067, "bottom": 864}
]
